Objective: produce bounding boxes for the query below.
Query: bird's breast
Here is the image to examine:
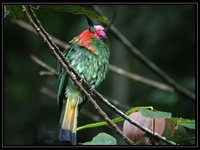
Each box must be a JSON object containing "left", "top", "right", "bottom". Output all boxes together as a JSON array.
[{"left": 67, "top": 46, "right": 109, "bottom": 88}]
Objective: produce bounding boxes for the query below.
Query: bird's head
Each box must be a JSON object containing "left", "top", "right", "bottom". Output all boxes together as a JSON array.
[
  {"left": 72, "top": 25, "right": 107, "bottom": 53},
  {"left": 93, "top": 25, "right": 106, "bottom": 39}
]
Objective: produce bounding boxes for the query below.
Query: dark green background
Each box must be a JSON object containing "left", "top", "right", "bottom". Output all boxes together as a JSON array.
[{"left": 4, "top": 5, "right": 196, "bottom": 145}]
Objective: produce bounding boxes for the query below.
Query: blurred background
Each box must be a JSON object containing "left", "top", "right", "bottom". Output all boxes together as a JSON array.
[{"left": 4, "top": 5, "right": 196, "bottom": 145}]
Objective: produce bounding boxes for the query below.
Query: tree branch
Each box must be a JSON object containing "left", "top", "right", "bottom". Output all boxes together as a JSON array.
[
  {"left": 85, "top": 16, "right": 96, "bottom": 33},
  {"left": 22, "top": 5, "right": 177, "bottom": 145},
  {"left": 92, "top": 5, "right": 195, "bottom": 102},
  {"left": 23, "top": 5, "right": 134, "bottom": 145},
  {"left": 105, "top": 6, "right": 116, "bottom": 32},
  {"left": 31, "top": 54, "right": 58, "bottom": 76},
  {"left": 40, "top": 87, "right": 57, "bottom": 99},
  {"left": 13, "top": 19, "right": 70, "bottom": 50},
  {"left": 109, "top": 65, "right": 174, "bottom": 93}
]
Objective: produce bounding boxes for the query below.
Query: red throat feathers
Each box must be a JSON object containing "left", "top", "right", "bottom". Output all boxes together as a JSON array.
[{"left": 74, "top": 29, "right": 97, "bottom": 53}]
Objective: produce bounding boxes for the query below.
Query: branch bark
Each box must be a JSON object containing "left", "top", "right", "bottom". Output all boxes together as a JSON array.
[{"left": 109, "top": 65, "right": 174, "bottom": 93}]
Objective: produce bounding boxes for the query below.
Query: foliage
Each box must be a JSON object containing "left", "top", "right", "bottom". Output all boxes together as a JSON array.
[
  {"left": 80, "top": 133, "right": 117, "bottom": 145},
  {"left": 5, "top": 5, "right": 25, "bottom": 19},
  {"left": 171, "top": 118, "right": 195, "bottom": 130},
  {"left": 39, "top": 5, "right": 109, "bottom": 23},
  {"left": 4, "top": 5, "right": 108, "bottom": 23},
  {"left": 139, "top": 108, "right": 172, "bottom": 119}
]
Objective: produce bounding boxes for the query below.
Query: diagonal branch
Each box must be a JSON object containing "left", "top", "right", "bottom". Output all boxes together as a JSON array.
[
  {"left": 22, "top": 5, "right": 134, "bottom": 145},
  {"left": 92, "top": 5, "right": 195, "bottom": 102},
  {"left": 31, "top": 54, "right": 58, "bottom": 76},
  {"left": 105, "top": 6, "right": 116, "bottom": 32},
  {"left": 22, "top": 5, "right": 177, "bottom": 145},
  {"left": 13, "top": 19, "right": 70, "bottom": 50},
  {"left": 109, "top": 65, "right": 174, "bottom": 93}
]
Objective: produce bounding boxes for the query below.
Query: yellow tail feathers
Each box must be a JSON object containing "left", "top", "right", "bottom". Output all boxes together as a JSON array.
[
  {"left": 59, "top": 96, "right": 79, "bottom": 145},
  {"left": 62, "top": 96, "right": 79, "bottom": 132}
]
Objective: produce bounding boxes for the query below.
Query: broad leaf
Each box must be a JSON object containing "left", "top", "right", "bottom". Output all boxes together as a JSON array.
[
  {"left": 162, "top": 118, "right": 176, "bottom": 137},
  {"left": 167, "top": 135, "right": 195, "bottom": 144},
  {"left": 81, "top": 132, "right": 117, "bottom": 145},
  {"left": 5, "top": 5, "right": 25, "bottom": 19},
  {"left": 171, "top": 118, "right": 195, "bottom": 130},
  {"left": 139, "top": 108, "right": 172, "bottom": 119},
  {"left": 39, "top": 5, "right": 109, "bottom": 23}
]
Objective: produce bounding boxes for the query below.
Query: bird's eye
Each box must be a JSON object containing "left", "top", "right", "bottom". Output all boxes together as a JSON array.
[{"left": 96, "top": 30, "right": 106, "bottom": 39}]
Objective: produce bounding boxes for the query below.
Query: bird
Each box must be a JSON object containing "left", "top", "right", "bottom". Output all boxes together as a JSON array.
[{"left": 57, "top": 25, "right": 110, "bottom": 145}]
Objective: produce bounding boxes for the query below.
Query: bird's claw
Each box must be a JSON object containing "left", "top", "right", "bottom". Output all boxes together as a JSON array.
[
  {"left": 79, "top": 75, "right": 85, "bottom": 84},
  {"left": 87, "top": 85, "right": 95, "bottom": 93}
]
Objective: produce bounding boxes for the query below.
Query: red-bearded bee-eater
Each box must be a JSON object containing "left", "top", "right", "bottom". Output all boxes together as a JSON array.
[{"left": 57, "top": 25, "right": 110, "bottom": 145}]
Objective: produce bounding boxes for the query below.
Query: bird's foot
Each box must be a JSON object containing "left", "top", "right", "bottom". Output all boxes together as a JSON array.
[
  {"left": 79, "top": 75, "right": 85, "bottom": 84},
  {"left": 87, "top": 85, "right": 95, "bottom": 93}
]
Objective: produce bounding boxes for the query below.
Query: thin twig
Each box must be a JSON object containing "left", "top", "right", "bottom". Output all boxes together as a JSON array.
[
  {"left": 92, "top": 5, "right": 195, "bottom": 101},
  {"left": 109, "top": 65, "right": 174, "bottom": 93},
  {"left": 80, "top": 109, "right": 102, "bottom": 122},
  {"left": 104, "top": 96, "right": 131, "bottom": 111},
  {"left": 23, "top": 5, "right": 134, "bottom": 145},
  {"left": 105, "top": 6, "right": 116, "bottom": 32},
  {"left": 39, "top": 71, "right": 56, "bottom": 76},
  {"left": 22, "top": 5, "right": 177, "bottom": 145},
  {"left": 40, "top": 87, "right": 57, "bottom": 99},
  {"left": 31, "top": 54, "right": 58, "bottom": 76},
  {"left": 13, "top": 19, "right": 70, "bottom": 50},
  {"left": 14, "top": 19, "right": 175, "bottom": 93}
]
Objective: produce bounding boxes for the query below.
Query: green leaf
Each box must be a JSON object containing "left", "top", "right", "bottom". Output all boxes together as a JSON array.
[
  {"left": 162, "top": 118, "right": 176, "bottom": 137},
  {"left": 167, "top": 135, "right": 195, "bottom": 144},
  {"left": 39, "top": 5, "right": 109, "bottom": 23},
  {"left": 139, "top": 108, "right": 172, "bottom": 119},
  {"left": 171, "top": 118, "right": 195, "bottom": 130},
  {"left": 77, "top": 106, "right": 153, "bottom": 131},
  {"left": 5, "top": 5, "right": 25, "bottom": 19},
  {"left": 173, "top": 123, "right": 188, "bottom": 137},
  {"left": 81, "top": 132, "right": 117, "bottom": 145}
]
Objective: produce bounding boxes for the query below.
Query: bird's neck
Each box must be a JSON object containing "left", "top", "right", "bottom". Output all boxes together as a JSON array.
[{"left": 72, "top": 30, "right": 98, "bottom": 53}]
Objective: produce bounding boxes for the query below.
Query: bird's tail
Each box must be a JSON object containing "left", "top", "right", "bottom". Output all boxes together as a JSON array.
[{"left": 58, "top": 95, "right": 79, "bottom": 145}]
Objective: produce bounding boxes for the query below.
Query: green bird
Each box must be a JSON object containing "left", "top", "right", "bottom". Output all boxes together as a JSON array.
[{"left": 57, "top": 25, "right": 110, "bottom": 145}]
